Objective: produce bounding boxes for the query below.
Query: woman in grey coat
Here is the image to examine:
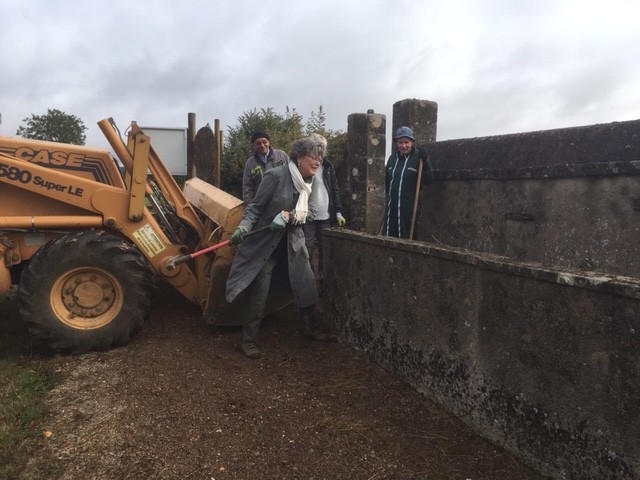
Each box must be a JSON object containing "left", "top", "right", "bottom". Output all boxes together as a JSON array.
[{"left": 226, "top": 136, "right": 328, "bottom": 359}]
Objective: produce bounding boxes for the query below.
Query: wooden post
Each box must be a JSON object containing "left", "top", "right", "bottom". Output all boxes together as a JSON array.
[
  {"left": 409, "top": 158, "right": 423, "bottom": 240},
  {"left": 187, "top": 113, "right": 196, "bottom": 178},
  {"left": 214, "top": 119, "right": 222, "bottom": 188}
]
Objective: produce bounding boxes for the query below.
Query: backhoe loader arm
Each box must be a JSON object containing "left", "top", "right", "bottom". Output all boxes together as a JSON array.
[
  {"left": 0, "top": 151, "right": 199, "bottom": 301},
  {"left": 98, "top": 119, "right": 206, "bottom": 240}
]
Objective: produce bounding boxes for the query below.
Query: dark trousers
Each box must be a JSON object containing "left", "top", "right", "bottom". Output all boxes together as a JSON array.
[
  {"left": 241, "top": 257, "right": 277, "bottom": 343},
  {"left": 302, "top": 219, "right": 331, "bottom": 273}
]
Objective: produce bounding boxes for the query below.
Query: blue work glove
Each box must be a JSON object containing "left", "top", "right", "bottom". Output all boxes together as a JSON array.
[
  {"left": 229, "top": 226, "right": 248, "bottom": 245},
  {"left": 270, "top": 211, "right": 288, "bottom": 231},
  {"left": 336, "top": 212, "right": 346, "bottom": 227}
]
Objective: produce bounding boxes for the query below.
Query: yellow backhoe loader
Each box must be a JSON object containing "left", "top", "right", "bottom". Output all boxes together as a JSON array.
[{"left": 0, "top": 118, "right": 263, "bottom": 353}]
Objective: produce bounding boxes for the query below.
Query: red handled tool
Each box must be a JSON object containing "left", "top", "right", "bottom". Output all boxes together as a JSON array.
[{"left": 166, "top": 224, "right": 271, "bottom": 270}]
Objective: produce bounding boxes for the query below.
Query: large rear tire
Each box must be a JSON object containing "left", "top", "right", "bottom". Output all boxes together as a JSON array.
[{"left": 18, "top": 231, "right": 155, "bottom": 353}]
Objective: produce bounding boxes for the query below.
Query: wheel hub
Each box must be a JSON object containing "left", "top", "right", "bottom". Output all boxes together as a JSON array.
[
  {"left": 50, "top": 266, "right": 123, "bottom": 330},
  {"left": 60, "top": 272, "right": 116, "bottom": 318}
]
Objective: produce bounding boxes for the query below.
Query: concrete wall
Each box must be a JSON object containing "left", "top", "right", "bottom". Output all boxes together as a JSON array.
[
  {"left": 420, "top": 120, "right": 640, "bottom": 277},
  {"left": 392, "top": 98, "right": 438, "bottom": 146},
  {"left": 327, "top": 111, "right": 640, "bottom": 479},
  {"left": 322, "top": 230, "right": 640, "bottom": 479}
]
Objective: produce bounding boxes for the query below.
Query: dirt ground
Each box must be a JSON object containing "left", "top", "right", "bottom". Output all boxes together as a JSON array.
[{"left": 24, "top": 281, "right": 544, "bottom": 480}]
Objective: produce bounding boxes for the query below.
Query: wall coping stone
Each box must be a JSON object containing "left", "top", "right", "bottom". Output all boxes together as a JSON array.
[
  {"left": 434, "top": 159, "right": 640, "bottom": 180},
  {"left": 423, "top": 119, "right": 640, "bottom": 175},
  {"left": 325, "top": 229, "right": 640, "bottom": 300}
]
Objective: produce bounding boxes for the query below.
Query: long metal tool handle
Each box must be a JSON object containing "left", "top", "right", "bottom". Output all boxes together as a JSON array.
[{"left": 166, "top": 224, "right": 271, "bottom": 269}]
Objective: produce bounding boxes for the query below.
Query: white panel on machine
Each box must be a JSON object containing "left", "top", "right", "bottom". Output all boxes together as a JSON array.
[{"left": 140, "top": 127, "right": 187, "bottom": 175}]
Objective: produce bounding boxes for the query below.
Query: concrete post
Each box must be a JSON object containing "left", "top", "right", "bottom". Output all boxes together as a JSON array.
[
  {"left": 392, "top": 98, "right": 438, "bottom": 146},
  {"left": 346, "top": 110, "right": 386, "bottom": 234},
  {"left": 193, "top": 124, "right": 215, "bottom": 182}
]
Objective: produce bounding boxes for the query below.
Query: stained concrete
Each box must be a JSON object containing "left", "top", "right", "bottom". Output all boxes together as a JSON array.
[
  {"left": 323, "top": 229, "right": 640, "bottom": 479},
  {"left": 345, "top": 112, "right": 386, "bottom": 234},
  {"left": 333, "top": 107, "right": 640, "bottom": 479},
  {"left": 419, "top": 120, "right": 640, "bottom": 277}
]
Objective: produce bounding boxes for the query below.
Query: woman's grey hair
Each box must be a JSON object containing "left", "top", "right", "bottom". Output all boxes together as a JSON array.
[
  {"left": 289, "top": 134, "right": 327, "bottom": 162},
  {"left": 308, "top": 133, "right": 328, "bottom": 150}
]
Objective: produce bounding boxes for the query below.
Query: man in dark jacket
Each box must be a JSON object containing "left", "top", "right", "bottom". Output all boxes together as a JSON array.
[
  {"left": 242, "top": 131, "right": 289, "bottom": 204},
  {"left": 382, "top": 126, "right": 433, "bottom": 239}
]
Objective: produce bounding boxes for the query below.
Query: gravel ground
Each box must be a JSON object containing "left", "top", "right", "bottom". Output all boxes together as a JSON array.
[{"left": 23, "top": 281, "right": 543, "bottom": 480}]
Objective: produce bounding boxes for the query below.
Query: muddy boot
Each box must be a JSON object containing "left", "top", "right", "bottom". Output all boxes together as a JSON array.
[
  {"left": 300, "top": 306, "right": 329, "bottom": 341},
  {"left": 239, "top": 341, "right": 261, "bottom": 359}
]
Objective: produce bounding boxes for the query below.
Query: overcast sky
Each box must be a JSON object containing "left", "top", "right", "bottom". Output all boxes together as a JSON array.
[{"left": 1, "top": 0, "right": 639, "bottom": 153}]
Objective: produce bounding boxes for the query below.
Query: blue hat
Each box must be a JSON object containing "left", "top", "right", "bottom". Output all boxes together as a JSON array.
[{"left": 393, "top": 126, "right": 415, "bottom": 141}]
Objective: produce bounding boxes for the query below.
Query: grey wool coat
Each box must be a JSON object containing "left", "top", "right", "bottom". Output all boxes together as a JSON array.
[{"left": 225, "top": 164, "right": 318, "bottom": 309}]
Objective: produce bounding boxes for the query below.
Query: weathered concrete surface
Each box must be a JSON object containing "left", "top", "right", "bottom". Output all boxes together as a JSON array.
[
  {"left": 422, "top": 175, "right": 640, "bottom": 276},
  {"left": 346, "top": 112, "right": 386, "bottom": 234},
  {"left": 193, "top": 124, "right": 216, "bottom": 181},
  {"left": 392, "top": 98, "right": 438, "bottom": 146},
  {"left": 424, "top": 120, "right": 640, "bottom": 170},
  {"left": 323, "top": 229, "right": 640, "bottom": 480},
  {"left": 419, "top": 120, "right": 640, "bottom": 277}
]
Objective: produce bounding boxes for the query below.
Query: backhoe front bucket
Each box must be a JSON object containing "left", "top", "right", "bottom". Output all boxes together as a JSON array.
[{"left": 182, "top": 177, "right": 294, "bottom": 326}]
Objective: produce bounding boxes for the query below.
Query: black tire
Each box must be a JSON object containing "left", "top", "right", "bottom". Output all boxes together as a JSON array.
[{"left": 18, "top": 231, "right": 155, "bottom": 353}]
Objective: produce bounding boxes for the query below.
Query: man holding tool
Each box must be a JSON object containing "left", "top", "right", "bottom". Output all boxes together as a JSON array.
[
  {"left": 226, "top": 135, "right": 329, "bottom": 359},
  {"left": 381, "top": 126, "right": 434, "bottom": 239}
]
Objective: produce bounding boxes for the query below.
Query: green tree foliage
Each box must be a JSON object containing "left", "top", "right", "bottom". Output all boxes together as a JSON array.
[
  {"left": 16, "top": 108, "right": 87, "bottom": 145},
  {"left": 325, "top": 131, "right": 347, "bottom": 171},
  {"left": 305, "top": 104, "right": 328, "bottom": 137},
  {"left": 222, "top": 107, "right": 305, "bottom": 197},
  {"left": 221, "top": 105, "right": 346, "bottom": 197}
]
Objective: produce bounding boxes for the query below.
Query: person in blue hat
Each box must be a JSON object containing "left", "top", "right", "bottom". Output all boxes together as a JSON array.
[{"left": 381, "top": 126, "right": 434, "bottom": 239}]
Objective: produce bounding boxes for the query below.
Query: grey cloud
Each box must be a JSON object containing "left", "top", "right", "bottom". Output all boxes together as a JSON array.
[{"left": 1, "top": 0, "right": 638, "bottom": 150}]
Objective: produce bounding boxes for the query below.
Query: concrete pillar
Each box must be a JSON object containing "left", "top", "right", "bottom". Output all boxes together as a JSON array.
[
  {"left": 392, "top": 98, "right": 438, "bottom": 146},
  {"left": 193, "top": 124, "right": 215, "bottom": 182},
  {"left": 346, "top": 110, "right": 386, "bottom": 234}
]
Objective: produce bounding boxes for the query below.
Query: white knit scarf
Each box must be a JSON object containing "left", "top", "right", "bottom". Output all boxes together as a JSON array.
[{"left": 288, "top": 161, "right": 313, "bottom": 224}]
